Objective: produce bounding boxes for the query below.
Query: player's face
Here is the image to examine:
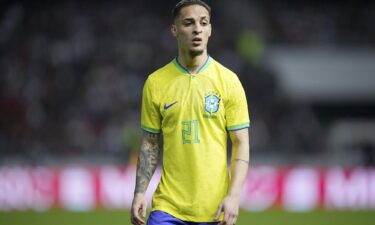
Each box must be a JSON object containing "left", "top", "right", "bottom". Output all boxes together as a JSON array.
[{"left": 171, "top": 5, "right": 211, "bottom": 56}]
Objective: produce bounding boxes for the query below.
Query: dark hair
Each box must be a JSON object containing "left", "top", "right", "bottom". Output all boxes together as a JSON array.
[{"left": 172, "top": 0, "right": 211, "bottom": 21}]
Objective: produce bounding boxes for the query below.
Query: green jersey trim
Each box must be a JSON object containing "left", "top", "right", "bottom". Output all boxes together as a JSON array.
[
  {"left": 173, "top": 58, "right": 190, "bottom": 75},
  {"left": 173, "top": 56, "right": 212, "bottom": 75},
  {"left": 227, "top": 123, "right": 250, "bottom": 131},
  {"left": 197, "top": 56, "right": 212, "bottom": 73},
  {"left": 141, "top": 125, "right": 161, "bottom": 134}
]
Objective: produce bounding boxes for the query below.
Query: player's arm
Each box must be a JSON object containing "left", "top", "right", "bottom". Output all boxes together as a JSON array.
[
  {"left": 131, "top": 131, "right": 161, "bottom": 225},
  {"left": 216, "top": 128, "right": 249, "bottom": 225}
]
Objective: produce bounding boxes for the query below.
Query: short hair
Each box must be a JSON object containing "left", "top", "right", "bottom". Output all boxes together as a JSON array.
[{"left": 172, "top": 0, "right": 211, "bottom": 21}]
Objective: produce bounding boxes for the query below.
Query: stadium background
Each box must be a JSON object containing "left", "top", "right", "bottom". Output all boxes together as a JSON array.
[{"left": 1, "top": 0, "right": 375, "bottom": 224}]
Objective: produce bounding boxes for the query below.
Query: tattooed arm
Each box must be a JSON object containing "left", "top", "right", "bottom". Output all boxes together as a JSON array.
[
  {"left": 134, "top": 131, "right": 160, "bottom": 194},
  {"left": 131, "top": 131, "right": 160, "bottom": 225}
]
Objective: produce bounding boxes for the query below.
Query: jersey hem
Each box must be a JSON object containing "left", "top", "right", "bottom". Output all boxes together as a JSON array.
[{"left": 151, "top": 207, "right": 220, "bottom": 223}]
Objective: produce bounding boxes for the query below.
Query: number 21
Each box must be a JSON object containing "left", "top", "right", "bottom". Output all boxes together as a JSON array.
[{"left": 181, "top": 119, "right": 200, "bottom": 144}]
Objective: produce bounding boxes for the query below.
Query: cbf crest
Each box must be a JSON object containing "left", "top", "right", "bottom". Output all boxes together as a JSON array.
[{"left": 204, "top": 92, "right": 221, "bottom": 114}]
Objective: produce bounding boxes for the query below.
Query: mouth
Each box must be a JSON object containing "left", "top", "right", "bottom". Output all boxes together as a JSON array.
[{"left": 192, "top": 37, "right": 202, "bottom": 46}]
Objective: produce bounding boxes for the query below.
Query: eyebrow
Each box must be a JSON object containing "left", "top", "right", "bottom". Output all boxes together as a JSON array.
[{"left": 182, "top": 16, "right": 209, "bottom": 22}]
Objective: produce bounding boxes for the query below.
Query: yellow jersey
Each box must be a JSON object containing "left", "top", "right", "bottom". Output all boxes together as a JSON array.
[{"left": 141, "top": 56, "right": 250, "bottom": 222}]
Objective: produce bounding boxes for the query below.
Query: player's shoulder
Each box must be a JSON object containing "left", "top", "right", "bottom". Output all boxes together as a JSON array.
[
  {"left": 148, "top": 60, "right": 175, "bottom": 81},
  {"left": 211, "top": 58, "right": 240, "bottom": 82}
]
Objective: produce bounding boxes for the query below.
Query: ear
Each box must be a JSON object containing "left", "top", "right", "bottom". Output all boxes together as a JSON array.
[
  {"left": 171, "top": 24, "right": 177, "bottom": 37},
  {"left": 208, "top": 23, "right": 212, "bottom": 38}
]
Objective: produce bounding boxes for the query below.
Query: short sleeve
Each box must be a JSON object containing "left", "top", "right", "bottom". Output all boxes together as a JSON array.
[
  {"left": 225, "top": 76, "right": 250, "bottom": 131},
  {"left": 141, "top": 77, "right": 161, "bottom": 133}
]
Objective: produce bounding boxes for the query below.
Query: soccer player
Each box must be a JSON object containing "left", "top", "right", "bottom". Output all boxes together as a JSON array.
[{"left": 131, "top": 1, "right": 250, "bottom": 225}]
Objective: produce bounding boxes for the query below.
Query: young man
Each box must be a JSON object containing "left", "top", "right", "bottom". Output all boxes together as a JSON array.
[{"left": 131, "top": 1, "right": 250, "bottom": 225}]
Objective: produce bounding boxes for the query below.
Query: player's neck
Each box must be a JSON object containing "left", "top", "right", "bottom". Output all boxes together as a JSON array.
[{"left": 177, "top": 51, "right": 208, "bottom": 74}]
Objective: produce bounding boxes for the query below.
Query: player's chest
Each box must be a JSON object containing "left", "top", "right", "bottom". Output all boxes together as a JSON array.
[{"left": 159, "top": 77, "right": 225, "bottom": 120}]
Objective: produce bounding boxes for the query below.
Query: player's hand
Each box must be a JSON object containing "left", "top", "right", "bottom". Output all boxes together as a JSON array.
[
  {"left": 215, "top": 195, "right": 240, "bottom": 225},
  {"left": 131, "top": 193, "right": 148, "bottom": 225}
]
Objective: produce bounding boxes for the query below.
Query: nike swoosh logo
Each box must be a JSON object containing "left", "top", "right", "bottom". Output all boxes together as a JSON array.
[{"left": 164, "top": 101, "right": 177, "bottom": 110}]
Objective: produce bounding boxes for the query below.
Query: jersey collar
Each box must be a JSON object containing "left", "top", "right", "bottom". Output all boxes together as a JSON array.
[{"left": 173, "top": 56, "right": 212, "bottom": 75}]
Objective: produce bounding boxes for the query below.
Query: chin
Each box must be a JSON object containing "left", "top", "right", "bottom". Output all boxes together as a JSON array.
[{"left": 189, "top": 50, "right": 204, "bottom": 57}]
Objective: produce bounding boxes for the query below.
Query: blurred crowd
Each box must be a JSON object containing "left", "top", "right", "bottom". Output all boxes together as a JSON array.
[{"left": 0, "top": 0, "right": 374, "bottom": 165}]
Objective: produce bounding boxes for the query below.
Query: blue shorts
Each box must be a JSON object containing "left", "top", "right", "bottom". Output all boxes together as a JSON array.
[{"left": 147, "top": 210, "right": 218, "bottom": 225}]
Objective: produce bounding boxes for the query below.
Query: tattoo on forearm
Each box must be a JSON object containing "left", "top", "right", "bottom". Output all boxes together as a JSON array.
[{"left": 134, "top": 132, "right": 160, "bottom": 194}]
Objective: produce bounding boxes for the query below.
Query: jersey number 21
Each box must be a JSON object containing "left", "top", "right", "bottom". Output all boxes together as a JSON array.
[{"left": 181, "top": 120, "right": 200, "bottom": 144}]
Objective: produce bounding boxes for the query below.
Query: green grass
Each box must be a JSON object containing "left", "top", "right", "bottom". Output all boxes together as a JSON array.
[
  {"left": 239, "top": 210, "right": 375, "bottom": 225},
  {"left": 0, "top": 209, "right": 374, "bottom": 225}
]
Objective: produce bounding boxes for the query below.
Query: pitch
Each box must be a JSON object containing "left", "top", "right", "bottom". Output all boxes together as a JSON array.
[{"left": 0, "top": 209, "right": 374, "bottom": 225}]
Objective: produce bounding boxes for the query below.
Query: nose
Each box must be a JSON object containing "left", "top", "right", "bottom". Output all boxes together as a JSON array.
[{"left": 193, "top": 23, "right": 202, "bottom": 34}]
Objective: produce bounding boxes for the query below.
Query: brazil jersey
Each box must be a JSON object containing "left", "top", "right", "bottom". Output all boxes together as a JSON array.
[{"left": 141, "top": 56, "right": 250, "bottom": 222}]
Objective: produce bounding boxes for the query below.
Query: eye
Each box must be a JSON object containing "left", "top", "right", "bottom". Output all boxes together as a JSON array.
[{"left": 183, "top": 21, "right": 193, "bottom": 26}]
